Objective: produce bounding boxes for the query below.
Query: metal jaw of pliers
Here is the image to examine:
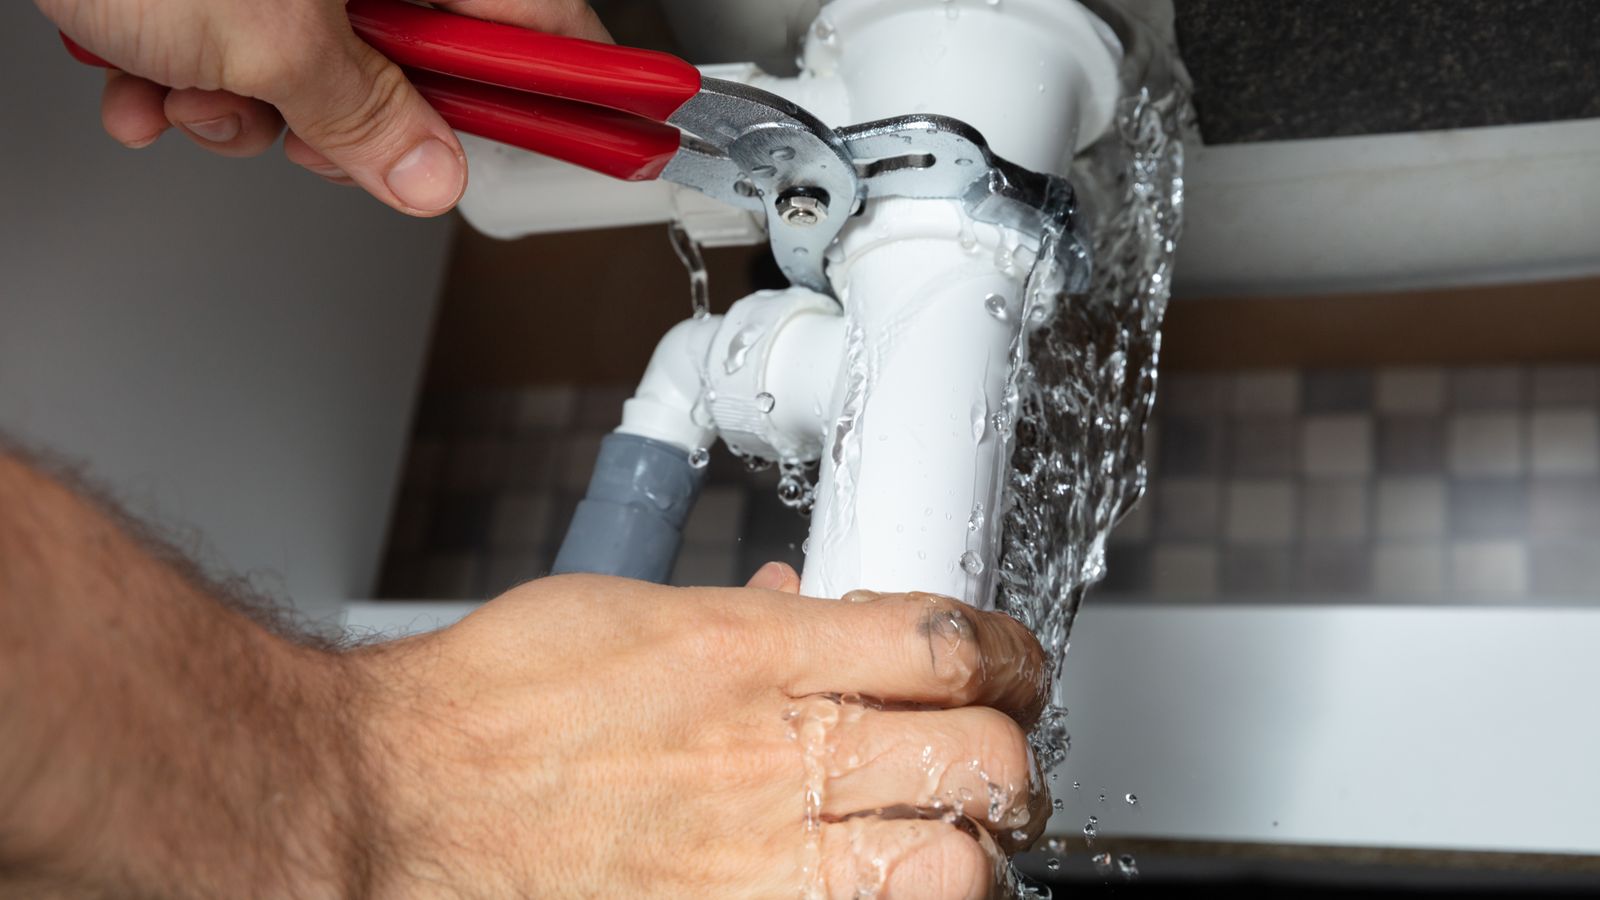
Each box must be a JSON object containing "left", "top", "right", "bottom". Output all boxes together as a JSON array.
[{"left": 62, "top": 0, "right": 1077, "bottom": 295}]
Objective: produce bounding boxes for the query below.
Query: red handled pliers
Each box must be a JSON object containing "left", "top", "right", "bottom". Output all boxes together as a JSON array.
[
  {"left": 62, "top": 0, "right": 1081, "bottom": 295},
  {"left": 60, "top": 0, "right": 862, "bottom": 293}
]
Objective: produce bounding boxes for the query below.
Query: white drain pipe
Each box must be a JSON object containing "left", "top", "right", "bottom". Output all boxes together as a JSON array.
[
  {"left": 794, "top": 0, "right": 1119, "bottom": 604},
  {"left": 544, "top": 0, "right": 1122, "bottom": 605}
]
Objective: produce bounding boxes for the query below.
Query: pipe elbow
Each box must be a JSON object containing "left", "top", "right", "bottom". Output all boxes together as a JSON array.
[{"left": 619, "top": 315, "right": 721, "bottom": 451}]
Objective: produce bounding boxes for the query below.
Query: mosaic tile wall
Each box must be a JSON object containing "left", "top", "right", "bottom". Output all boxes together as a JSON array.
[{"left": 378, "top": 365, "right": 1600, "bottom": 604}]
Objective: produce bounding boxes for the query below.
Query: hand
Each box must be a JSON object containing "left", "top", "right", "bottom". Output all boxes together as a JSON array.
[
  {"left": 357, "top": 564, "right": 1051, "bottom": 898},
  {"left": 32, "top": 0, "right": 610, "bottom": 215}
]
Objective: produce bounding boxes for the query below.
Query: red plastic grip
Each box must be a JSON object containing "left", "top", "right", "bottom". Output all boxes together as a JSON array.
[
  {"left": 59, "top": 22, "right": 686, "bottom": 181},
  {"left": 346, "top": 0, "right": 702, "bottom": 122},
  {"left": 406, "top": 69, "right": 680, "bottom": 181}
]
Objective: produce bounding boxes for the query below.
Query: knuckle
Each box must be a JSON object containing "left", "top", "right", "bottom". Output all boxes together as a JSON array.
[
  {"left": 303, "top": 55, "right": 412, "bottom": 158},
  {"left": 926, "top": 830, "right": 991, "bottom": 899},
  {"left": 899, "top": 594, "right": 985, "bottom": 701},
  {"left": 676, "top": 604, "right": 757, "bottom": 668},
  {"left": 967, "top": 708, "right": 1030, "bottom": 788}
]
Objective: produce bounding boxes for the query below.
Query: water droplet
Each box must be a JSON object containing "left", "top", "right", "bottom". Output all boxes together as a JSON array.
[
  {"left": 1117, "top": 854, "right": 1139, "bottom": 879},
  {"left": 801, "top": 537, "right": 811, "bottom": 554},
  {"left": 751, "top": 164, "right": 777, "bottom": 178},
  {"left": 1072, "top": 780, "right": 1080, "bottom": 790},
  {"left": 778, "top": 477, "right": 805, "bottom": 504},
  {"left": 968, "top": 502, "right": 985, "bottom": 532},
  {"left": 1091, "top": 851, "right": 1113, "bottom": 876},
  {"left": 1124, "top": 792, "right": 1138, "bottom": 806},
  {"left": 991, "top": 410, "right": 1011, "bottom": 433},
  {"left": 1045, "top": 858, "right": 1060, "bottom": 872},
  {"left": 1045, "top": 837, "right": 1065, "bottom": 854},
  {"left": 954, "top": 157, "right": 973, "bottom": 166},
  {"left": 687, "top": 447, "right": 710, "bottom": 469},
  {"left": 1082, "top": 820, "right": 1097, "bottom": 838},
  {"left": 755, "top": 392, "right": 776, "bottom": 413},
  {"left": 1052, "top": 798, "right": 1063, "bottom": 810},
  {"left": 983, "top": 292, "right": 1007, "bottom": 320},
  {"left": 1087, "top": 815, "right": 1098, "bottom": 825},
  {"left": 958, "top": 551, "right": 984, "bottom": 575},
  {"left": 724, "top": 326, "right": 761, "bottom": 374},
  {"left": 770, "top": 146, "right": 795, "bottom": 162},
  {"left": 1098, "top": 792, "right": 1107, "bottom": 803}
]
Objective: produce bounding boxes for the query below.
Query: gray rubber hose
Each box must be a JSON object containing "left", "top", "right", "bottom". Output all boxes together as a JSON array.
[{"left": 551, "top": 433, "right": 706, "bottom": 583}]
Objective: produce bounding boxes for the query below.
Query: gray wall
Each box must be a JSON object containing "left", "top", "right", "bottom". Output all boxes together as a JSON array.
[{"left": 1, "top": 4, "right": 450, "bottom": 616}]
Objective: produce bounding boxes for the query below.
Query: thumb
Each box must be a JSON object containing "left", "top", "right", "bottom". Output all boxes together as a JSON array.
[{"left": 272, "top": 33, "right": 466, "bottom": 216}]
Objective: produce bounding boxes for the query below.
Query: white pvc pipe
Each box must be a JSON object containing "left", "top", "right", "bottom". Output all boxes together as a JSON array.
[
  {"left": 618, "top": 315, "right": 721, "bottom": 451},
  {"left": 803, "top": 0, "right": 1121, "bottom": 172},
  {"left": 799, "top": 199, "right": 1035, "bottom": 606}
]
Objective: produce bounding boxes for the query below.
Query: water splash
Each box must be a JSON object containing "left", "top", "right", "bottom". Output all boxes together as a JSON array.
[
  {"left": 995, "top": 8, "right": 1192, "bottom": 894},
  {"left": 667, "top": 222, "right": 711, "bottom": 320},
  {"left": 996, "top": 18, "right": 1193, "bottom": 784}
]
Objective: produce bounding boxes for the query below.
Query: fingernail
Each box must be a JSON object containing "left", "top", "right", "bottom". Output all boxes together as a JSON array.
[
  {"left": 841, "top": 589, "right": 882, "bottom": 603},
  {"left": 385, "top": 138, "right": 464, "bottom": 212},
  {"left": 122, "top": 132, "right": 162, "bottom": 150},
  {"left": 184, "top": 114, "right": 240, "bottom": 143},
  {"left": 746, "top": 561, "right": 786, "bottom": 590},
  {"left": 306, "top": 163, "right": 351, "bottom": 180}
]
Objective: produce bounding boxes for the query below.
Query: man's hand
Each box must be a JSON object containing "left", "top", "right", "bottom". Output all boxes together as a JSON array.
[
  {"left": 31, "top": 0, "right": 610, "bottom": 215},
  {"left": 359, "top": 568, "right": 1051, "bottom": 897},
  {"left": 0, "top": 450, "right": 1051, "bottom": 898}
]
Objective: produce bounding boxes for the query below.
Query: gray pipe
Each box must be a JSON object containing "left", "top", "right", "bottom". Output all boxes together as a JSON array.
[{"left": 551, "top": 433, "right": 705, "bottom": 583}]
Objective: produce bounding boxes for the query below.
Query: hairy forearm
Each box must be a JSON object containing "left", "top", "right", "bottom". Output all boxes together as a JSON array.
[{"left": 0, "top": 451, "right": 379, "bottom": 898}]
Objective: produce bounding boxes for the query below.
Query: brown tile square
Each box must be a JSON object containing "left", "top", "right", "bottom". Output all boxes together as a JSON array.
[
  {"left": 1450, "top": 366, "right": 1525, "bottom": 411},
  {"left": 1100, "top": 545, "right": 1152, "bottom": 594},
  {"left": 1298, "top": 545, "right": 1372, "bottom": 595},
  {"left": 1158, "top": 416, "right": 1227, "bottom": 476},
  {"left": 573, "top": 384, "right": 634, "bottom": 429},
  {"left": 1160, "top": 373, "right": 1232, "bottom": 416},
  {"left": 1154, "top": 479, "right": 1222, "bottom": 540},
  {"left": 1529, "top": 542, "right": 1600, "bottom": 596},
  {"left": 1302, "top": 480, "right": 1369, "bottom": 542},
  {"left": 1220, "top": 546, "right": 1295, "bottom": 595},
  {"left": 1302, "top": 368, "right": 1373, "bottom": 412},
  {"left": 428, "top": 494, "right": 495, "bottom": 551},
  {"left": 1532, "top": 365, "right": 1600, "bottom": 409},
  {"left": 1231, "top": 417, "right": 1297, "bottom": 476},
  {"left": 1449, "top": 480, "right": 1528, "bottom": 539},
  {"left": 1377, "top": 416, "right": 1447, "bottom": 474},
  {"left": 1529, "top": 479, "right": 1600, "bottom": 537}
]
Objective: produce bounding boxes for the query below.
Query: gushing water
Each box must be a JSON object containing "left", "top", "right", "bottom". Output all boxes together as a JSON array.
[
  {"left": 996, "top": 15, "right": 1193, "bottom": 784},
  {"left": 996, "top": 9, "right": 1191, "bottom": 893}
]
